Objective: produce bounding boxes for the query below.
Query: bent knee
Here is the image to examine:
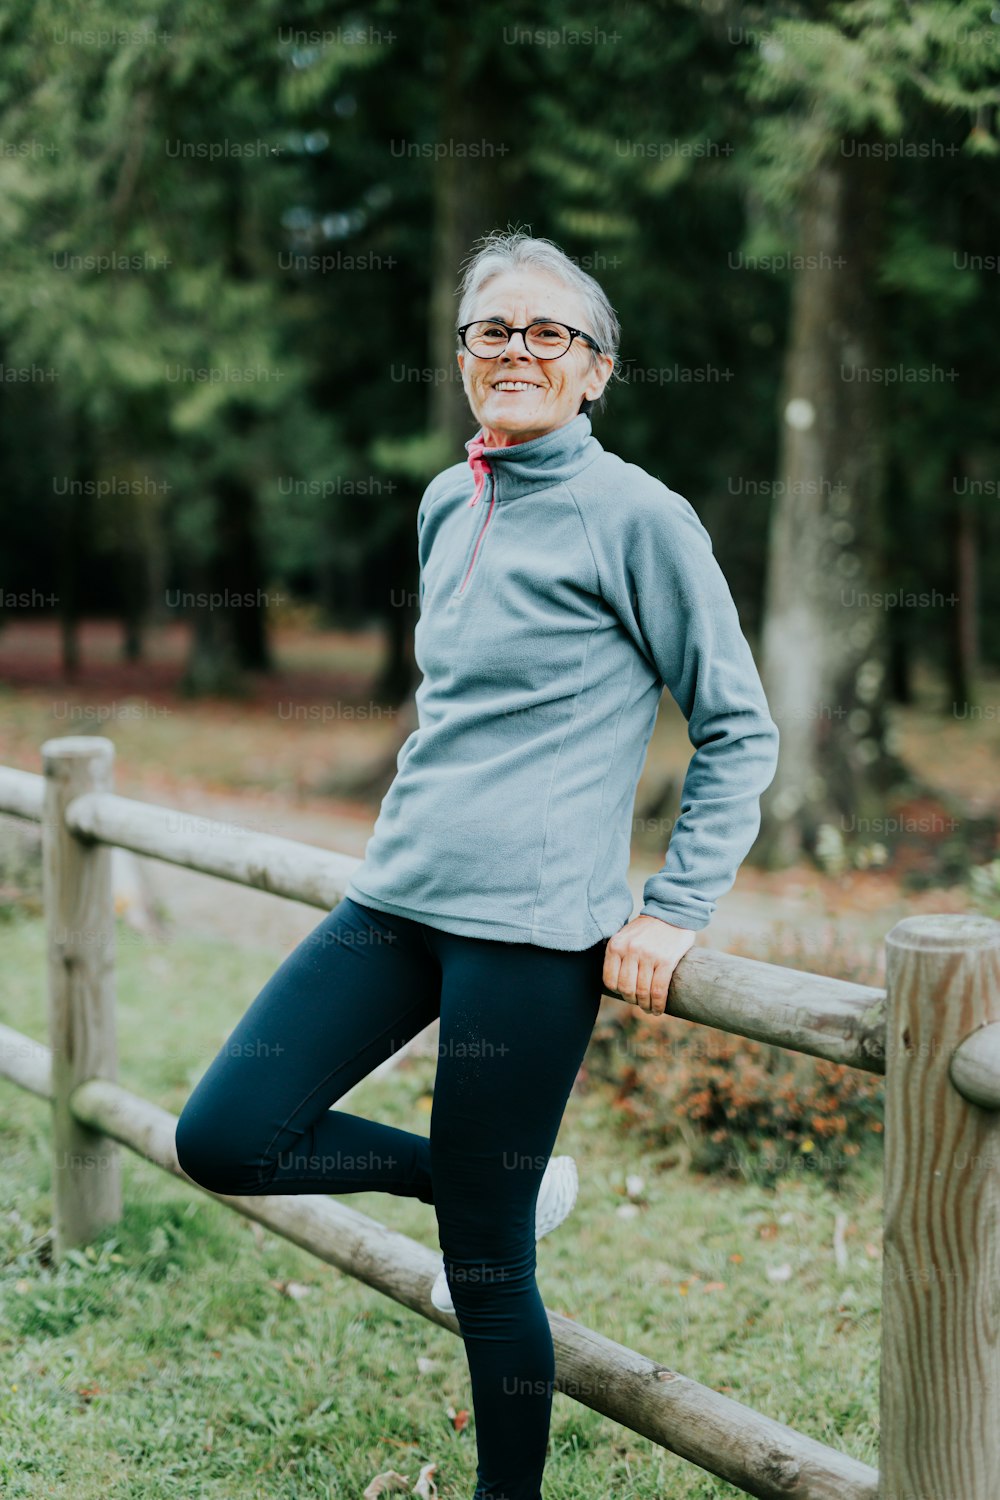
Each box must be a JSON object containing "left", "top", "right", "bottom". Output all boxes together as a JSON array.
[{"left": 174, "top": 1106, "right": 259, "bottom": 1196}]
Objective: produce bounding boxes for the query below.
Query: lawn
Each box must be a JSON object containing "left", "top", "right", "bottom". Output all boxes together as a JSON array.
[{"left": 1, "top": 908, "right": 883, "bottom": 1500}]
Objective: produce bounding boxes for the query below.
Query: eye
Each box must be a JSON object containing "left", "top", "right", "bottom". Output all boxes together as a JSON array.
[{"left": 530, "top": 323, "right": 565, "bottom": 341}]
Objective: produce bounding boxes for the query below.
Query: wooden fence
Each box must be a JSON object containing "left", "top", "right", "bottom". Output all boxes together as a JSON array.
[{"left": 2, "top": 733, "right": 999, "bottom": 1500}]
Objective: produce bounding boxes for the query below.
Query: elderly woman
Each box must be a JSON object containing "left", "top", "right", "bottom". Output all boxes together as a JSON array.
[{"left": 175, "top": 230, "right": 779, "bottom": 1500}]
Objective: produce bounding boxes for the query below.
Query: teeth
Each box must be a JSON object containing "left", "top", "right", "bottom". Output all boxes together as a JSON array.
[{"left": 494, "top": 382, "right": 537, "bottom": 391}]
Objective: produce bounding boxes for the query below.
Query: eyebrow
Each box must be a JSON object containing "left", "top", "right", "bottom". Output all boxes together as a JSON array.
[{"left": 478, "top": 312, "right": 563, "bottom": 322}]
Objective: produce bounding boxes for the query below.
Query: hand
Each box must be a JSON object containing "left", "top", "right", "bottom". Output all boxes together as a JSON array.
[{"left": 602, "top": 914, "right": 697, "bottom": 1016}]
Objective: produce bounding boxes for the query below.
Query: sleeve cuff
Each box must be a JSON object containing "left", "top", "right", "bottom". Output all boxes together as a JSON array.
[{"left": 639, "top": 899, "right": 710, "bottom": 933}]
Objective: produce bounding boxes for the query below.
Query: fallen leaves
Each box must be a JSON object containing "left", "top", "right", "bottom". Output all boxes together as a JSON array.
[
  {"left": 269, "top": 1278, "right": 313, "bottom": 1300},
  {"left": 363, "top": 1461, "right": 439, "bottom": 1498},
  {"left": 362, "top": 1471, "right": 410, "bottom": 1496},
  {"left": 615, "top": 1173, "right": 648, "bottom": 1217},
  {"left": 675, "top": 1274, "right": 727, "bottom": 1296}
]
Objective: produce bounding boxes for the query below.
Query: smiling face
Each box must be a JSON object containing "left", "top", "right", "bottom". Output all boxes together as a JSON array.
[{"left": 457, "top": 267, "right": 614, "bottom": 448}]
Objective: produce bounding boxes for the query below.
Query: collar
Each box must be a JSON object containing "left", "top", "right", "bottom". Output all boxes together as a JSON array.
[{"left": 463, "top": 414, "right": 600, "bottom": 507}]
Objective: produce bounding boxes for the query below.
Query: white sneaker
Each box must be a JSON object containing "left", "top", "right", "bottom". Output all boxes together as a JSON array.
[{"left": 430, "top": 1155, "right": 579, "bottom": 1315}]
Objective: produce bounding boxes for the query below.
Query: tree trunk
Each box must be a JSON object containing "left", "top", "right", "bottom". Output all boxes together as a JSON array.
[
  {"left": 179, "top": 550, "right": 247, "bottom": 698},
  {"left": 114, "top": 468, "right": 156, "bottom": 664},
  {"left": 57, "top": 415, "right": 89, "bottom": 681},
  {"left": 57, "top": 506, "right": 82, "bottom": 681},
  {"left": 180, "top": 163, "right": 273, "bottom": 685},
  {"left": 362, "top": 15, "right": 514, "bottom": 754},
  {"left": 426, "top": 18, "right": 512, "bottom": 461},
  {"left": 214, "top": 456, "right": 273, "bottom": 674},
  {"left": 884, "top": 449, "right": 912, "bottom": 705},
  {"left": 946, "top": 451, "right": 980, "bottom": 714},
  {"left": 757, "top": 152, "right": 908, "bottom": 866}
]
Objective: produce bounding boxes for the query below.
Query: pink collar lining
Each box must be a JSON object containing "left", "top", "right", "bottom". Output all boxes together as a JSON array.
[{"left": 464, "top": 432, "right": 493, "bottom": 508}]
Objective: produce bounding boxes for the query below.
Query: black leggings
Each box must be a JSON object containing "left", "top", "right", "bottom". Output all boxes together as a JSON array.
[{"left": 174, "top": 894, "right": 607, "bottom": 1500}]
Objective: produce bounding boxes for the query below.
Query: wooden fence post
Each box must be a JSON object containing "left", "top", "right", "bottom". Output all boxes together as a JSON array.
[
  {"left": 880, "top": 913, "right": 1000, "bottom": 1500},
  {"left": 41, "top": 735, "right": 121, "bottom": 1260}
]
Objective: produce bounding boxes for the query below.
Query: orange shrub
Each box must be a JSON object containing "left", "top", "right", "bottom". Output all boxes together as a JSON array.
[{"left": 588, "top": 1004, "right": 884, "bottom": 1188}]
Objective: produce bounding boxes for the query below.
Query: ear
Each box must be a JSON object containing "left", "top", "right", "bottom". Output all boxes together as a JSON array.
[{"left": 583, "top": 351, "right": 614, "bottom": 402}]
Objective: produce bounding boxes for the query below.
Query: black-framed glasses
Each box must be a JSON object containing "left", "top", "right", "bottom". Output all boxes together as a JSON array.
[{"left": 457, "top": 320, "right": 603, "bottom": 360}]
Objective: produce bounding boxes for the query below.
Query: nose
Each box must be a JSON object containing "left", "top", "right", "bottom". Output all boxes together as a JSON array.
[{"left": 499, "top": 331, "right": 533, "bottom": 360}]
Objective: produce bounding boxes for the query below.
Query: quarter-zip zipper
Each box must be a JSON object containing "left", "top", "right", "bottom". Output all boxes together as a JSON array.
[{"left": 456, "top": 477, "right": 496, "bottom": 595}]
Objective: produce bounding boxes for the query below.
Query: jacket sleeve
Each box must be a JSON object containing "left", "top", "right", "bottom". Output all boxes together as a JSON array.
[
  {"left": 416, "top": 469, "right": 454, "bottom": 613},
  {"left": 416, "top": 475, "right": 439, "bottom": 614},
  {"left": 417, "top": 483, "right": 430, "bottom": 614},
  {"left": 591, "top": 473, "right": 780, "bottom": 932}
]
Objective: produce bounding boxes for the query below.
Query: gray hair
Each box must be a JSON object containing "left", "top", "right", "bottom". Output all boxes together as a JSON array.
[{"left": 455, "top": 229, "right": 622, "bottom": 416}]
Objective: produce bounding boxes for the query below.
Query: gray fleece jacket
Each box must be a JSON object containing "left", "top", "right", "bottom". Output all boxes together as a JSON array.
[{"left": 344, "top": 412, "right": 779, "bottom": 949}]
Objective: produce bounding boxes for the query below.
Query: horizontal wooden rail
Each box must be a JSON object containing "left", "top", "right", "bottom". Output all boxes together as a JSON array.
[
  {"left": 0, "top": 767, "right": 891, "bottom": 1073},
  {"left": 0, "top": 765, "right": 45, "bottom": 821},
  {"left": 0, "top": 1013, "right": 879, "bottom": 1500},
  {"left": 0, "top": 1020, "right": 51, "bottom": 1099},
  {"left": 65, "top": 787, "right": 360, "bottom": 907},
  {"left": 950, "top": 1020, "right": 1000, "bottom": 1109}
]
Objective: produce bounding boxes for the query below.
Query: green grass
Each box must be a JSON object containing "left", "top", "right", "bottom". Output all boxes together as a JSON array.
[{"left": 0, "top": 909, "right": 883, "bottom": 1499}]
